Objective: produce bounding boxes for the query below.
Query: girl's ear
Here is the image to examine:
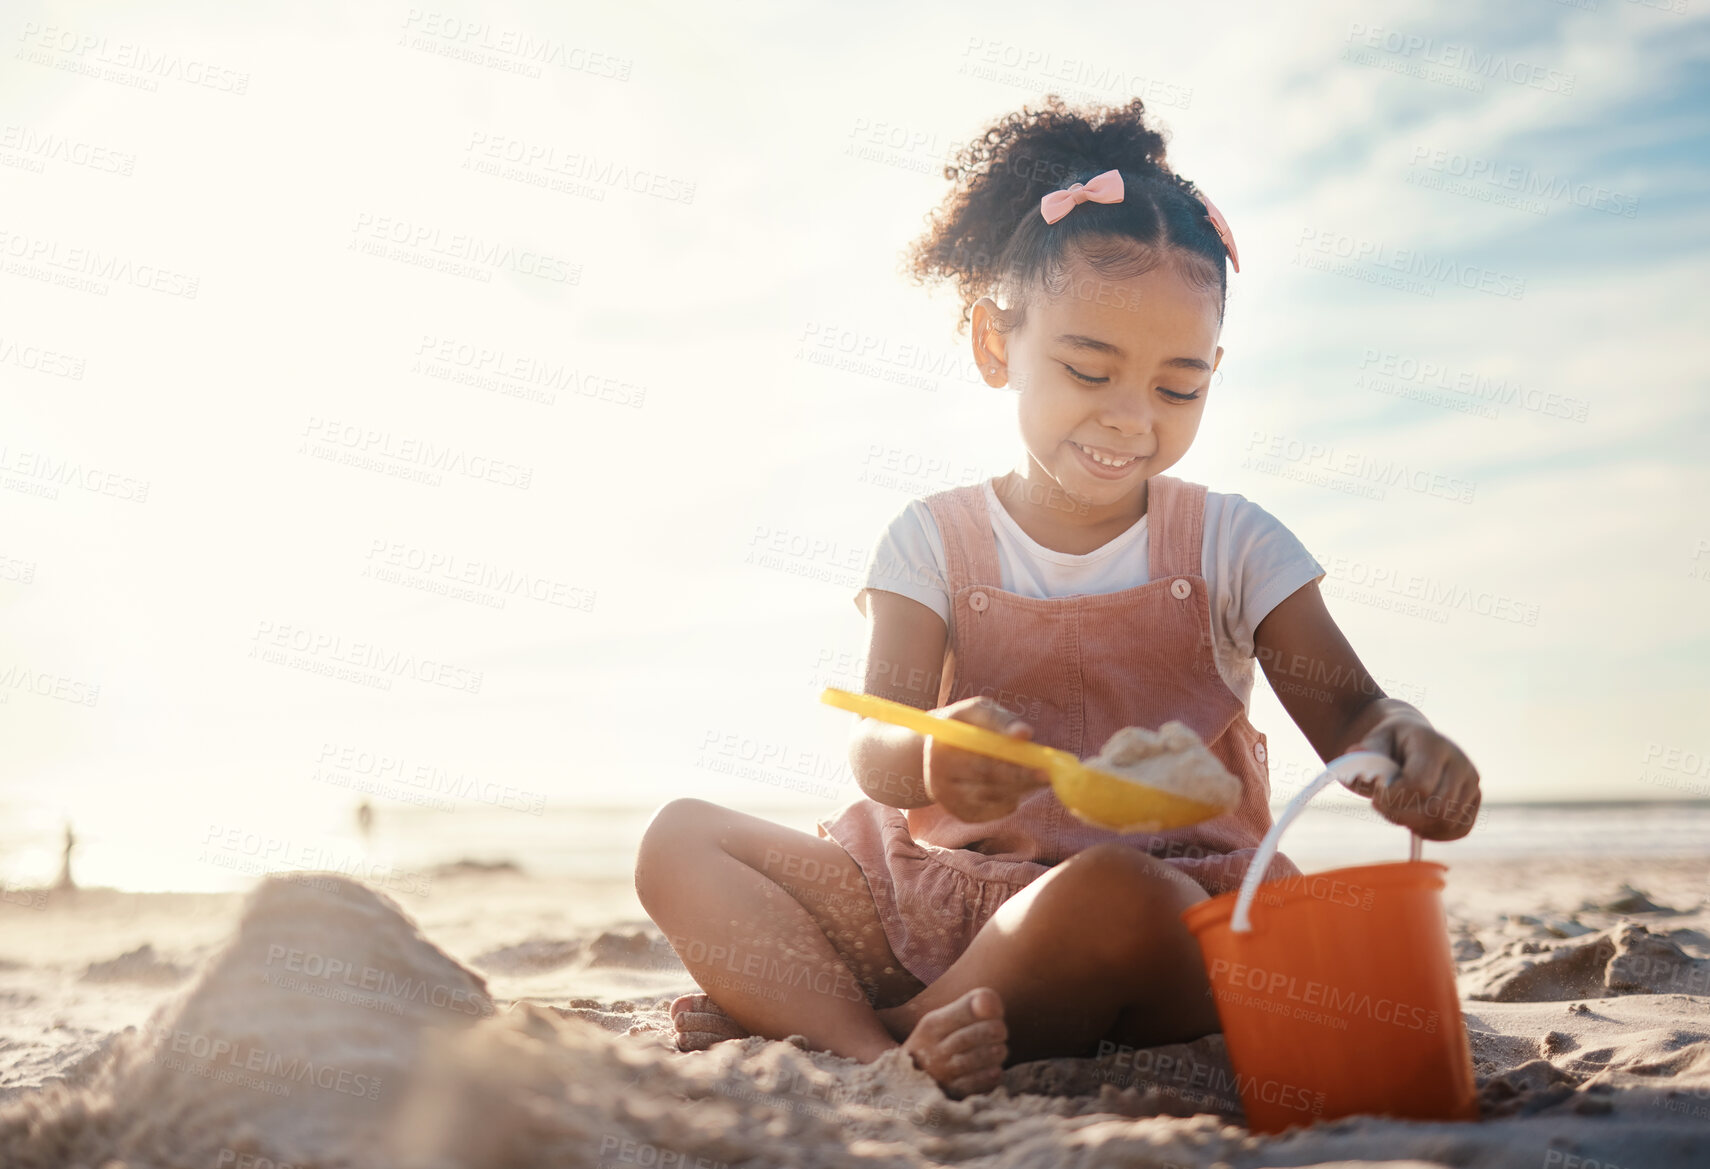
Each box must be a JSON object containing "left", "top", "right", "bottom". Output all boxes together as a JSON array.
[{"left": 971, "top": 296, "right": 1010, "bottom": 387}]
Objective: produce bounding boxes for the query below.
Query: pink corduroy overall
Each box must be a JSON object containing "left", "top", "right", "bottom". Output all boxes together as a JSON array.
[{"left": 817, "top": 474, "right": 1301, "bottom": 985}]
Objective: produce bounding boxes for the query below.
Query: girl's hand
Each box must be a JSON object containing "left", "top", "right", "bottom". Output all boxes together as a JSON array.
[
  {"left": 924, "top": 697, "right": 1050, "bottom": 822},
  {"left": 1349, "top": 715, "right": 1482, "bottom": 841}
]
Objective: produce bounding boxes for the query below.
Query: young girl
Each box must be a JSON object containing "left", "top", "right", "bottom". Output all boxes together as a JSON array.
[{"left": 634, "top": 96, "right": 1481, "bottom": 1100}]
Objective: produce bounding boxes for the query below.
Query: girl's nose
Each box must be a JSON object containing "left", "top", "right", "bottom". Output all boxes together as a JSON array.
[{"left": 1098, "top": 388, "right": 1154, "bottom": 437}]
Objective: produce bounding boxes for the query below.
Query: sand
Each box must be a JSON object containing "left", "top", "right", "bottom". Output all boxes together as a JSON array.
[
  {"left": 1084, "top": 721, "right": 1241, "bottom": 810},
  {"left": 0, "top": 856, "right": 1705, "bottom": 1168}
]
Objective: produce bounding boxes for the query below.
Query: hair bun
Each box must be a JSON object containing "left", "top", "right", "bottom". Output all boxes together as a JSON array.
[{"left": 906, "top": 94, "right": 1229, "bottom": 329}]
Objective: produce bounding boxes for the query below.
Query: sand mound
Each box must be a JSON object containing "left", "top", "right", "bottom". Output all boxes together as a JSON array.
[
  {"left": 586, "top": 927, "right": 684, "bottom": 970},
  {"left": 0, "top": 873, "right": 493, "bottom": 1168},
  {"left": 82, "top": 944, "right": 191, "bottom": 986},
  {"left": 473, "top": 928, "right": 682, "bottom": 978},
  {"left": 430, "top": 859, "right": 524, "bottom": 877},
  {"left": 1463, "top": 922, "right": 1710, "bottom": 1002},
  {"left": 1581, "top": 884, "right": 1674, "bottom": 915},
  {"left": 472, "top": 936, "right": 585, "bottom": 974}
]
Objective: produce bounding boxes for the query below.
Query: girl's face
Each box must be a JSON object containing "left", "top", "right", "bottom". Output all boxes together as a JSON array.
[{"left": 973, "top": 251, "right": 1223, "bottom": 525}]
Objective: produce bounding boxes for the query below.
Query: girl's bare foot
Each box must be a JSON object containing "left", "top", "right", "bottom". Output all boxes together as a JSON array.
[
  {"left": 669, "top": 992, "right": 752, "bottom": 1051},
  {"left": 901, "top": 987, "right": 1008, "bottom": 1098}
]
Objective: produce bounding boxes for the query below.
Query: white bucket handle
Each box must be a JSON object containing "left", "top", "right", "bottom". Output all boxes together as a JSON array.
[{"left": 1229, "top": 751, "right": 1421, "bottom": 933}]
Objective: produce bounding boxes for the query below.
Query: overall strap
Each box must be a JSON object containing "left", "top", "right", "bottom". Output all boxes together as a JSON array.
[
  {"left": 1146, "top": 474, "right": 1207, "bottom": 580},
  {"left": 921, "top": 483, "right": 1003, "bottom": 591}
]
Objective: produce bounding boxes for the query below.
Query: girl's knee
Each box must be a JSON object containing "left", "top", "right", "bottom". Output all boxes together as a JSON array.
[
  {"left": 1062, "top": 843, "right": 1183, "bottom": 891},
  {"left": 635, "top": 798, "right": 722, "bottom": 898},
  {"left": 1050, "top": 845, "right": 1204, "bottom": 932},
  {"left": 641, "top": 797, "right": 720, "bottom": 847}
]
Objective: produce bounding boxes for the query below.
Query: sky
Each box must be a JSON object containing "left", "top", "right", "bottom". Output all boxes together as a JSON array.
[{"left": 2, "top": 0, "right": 1707, "bottom": 890}]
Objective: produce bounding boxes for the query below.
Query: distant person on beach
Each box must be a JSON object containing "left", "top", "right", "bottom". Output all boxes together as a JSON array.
[
  {"left": 635, "top": 96, "right": 1482, "bottom": 1098},
  {"left": 54, "top": 822, "right": 75, "bottom": 892},
  {"left": 356, "top": 801, "right": 374, "bottom": 847}
]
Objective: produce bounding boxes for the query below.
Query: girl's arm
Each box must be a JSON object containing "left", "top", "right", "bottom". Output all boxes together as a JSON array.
[
  {"left": 847, "top": 590, "right": 1046, "bottom": 818},
  {"left": 1253, "top": 580, "right": 1482, "bottom": 840}
]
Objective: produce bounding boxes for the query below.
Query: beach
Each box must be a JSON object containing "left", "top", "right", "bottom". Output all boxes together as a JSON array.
[{"left": 1, "top": 812, "right": 1706, "bottom": 1169}]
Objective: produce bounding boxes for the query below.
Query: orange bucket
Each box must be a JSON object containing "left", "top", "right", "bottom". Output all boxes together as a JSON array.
[
  {"left": 1183, "top": 858, "right": 1478, "bottom": 1133},
  {"left": 1181, "top": 753, "right": 1480, "bottom": 1132}
]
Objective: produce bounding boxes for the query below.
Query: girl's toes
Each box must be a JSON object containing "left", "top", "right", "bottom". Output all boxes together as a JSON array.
[
  {"left": 668, "top": 992, "right": 713, "bottom": 1021},
  {"left": 675, "top": 1027, "right": 723, "bottom": 1052},
  {"left": 946, "top": 1063, "right": 1005, "bottom": 1099},
  {"left": 668, "top": 992, "right": 751, "bottom": 1050},
  {"left": 903, "top": 986, "right": 1008, "bottom": 1098}
]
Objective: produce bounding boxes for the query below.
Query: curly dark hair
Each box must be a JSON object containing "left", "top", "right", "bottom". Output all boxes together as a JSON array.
[{"left": 905, "top": 95, "right": 1231, "bottom": 332}]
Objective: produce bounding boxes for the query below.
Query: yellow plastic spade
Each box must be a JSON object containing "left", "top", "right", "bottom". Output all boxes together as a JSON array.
[{"left": 819, "top": 687, "right": 1232, "bottom": 832}]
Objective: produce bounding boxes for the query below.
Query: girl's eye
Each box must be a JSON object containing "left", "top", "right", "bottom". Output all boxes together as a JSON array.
[{"left": 1063, "top": 363, "right": 1202, "bottom": 402}]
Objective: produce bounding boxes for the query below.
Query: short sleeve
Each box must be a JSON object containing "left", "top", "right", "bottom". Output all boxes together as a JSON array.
[
  {"left": 855, "top": 500, "right": 952, "bottom": 625},
  {"left": 1206, "top": 493, "right": 1325, "bottom": 660}
]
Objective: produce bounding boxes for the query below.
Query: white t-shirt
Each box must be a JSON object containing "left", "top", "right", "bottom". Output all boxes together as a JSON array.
[{"left": 856, "top": 479, "right": 1325, "bottom": 712}]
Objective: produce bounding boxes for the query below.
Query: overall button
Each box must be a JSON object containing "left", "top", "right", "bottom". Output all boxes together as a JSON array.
[
  {"left": 968, "top": 590, "right": 989, "bottom": 612},
  {"left": 1253, "top": 741, "right": 1268, "bottom": 764},
  {"left": 1170, "top": 578, "right": 1192, "bottom": 600}
]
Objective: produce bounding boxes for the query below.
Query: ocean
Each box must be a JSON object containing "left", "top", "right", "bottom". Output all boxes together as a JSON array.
[{"left": 3, "top": 795, "right": 1707, "bottom": 896}]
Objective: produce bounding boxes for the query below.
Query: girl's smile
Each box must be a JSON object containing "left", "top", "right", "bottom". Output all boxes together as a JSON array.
[{"left": 1068, "top": 439, "right": 1148, "bottom": 478}]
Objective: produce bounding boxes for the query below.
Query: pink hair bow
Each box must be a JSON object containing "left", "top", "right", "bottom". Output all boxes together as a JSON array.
[
  {"left": 1196, "top": 190, "right": 1240, "bottom": 273},
  {"left": 1039, "top": 169, "right": 1125, "bottom": 224}
]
